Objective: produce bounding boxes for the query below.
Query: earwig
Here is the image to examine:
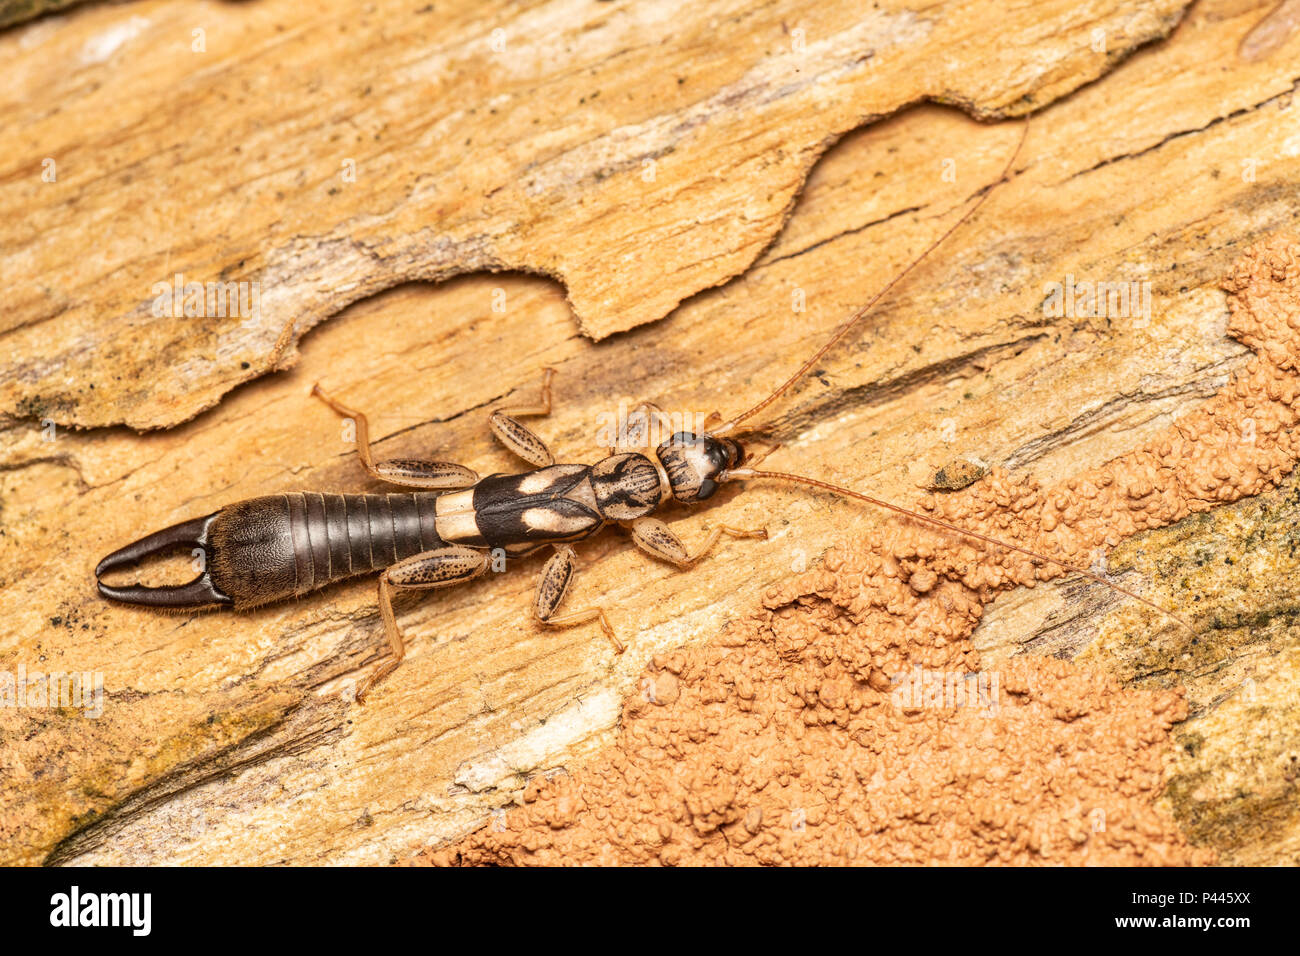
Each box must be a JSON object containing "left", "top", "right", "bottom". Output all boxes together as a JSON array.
[{"left": 96, "top": 121, "right": 1188, "bottom": 702}]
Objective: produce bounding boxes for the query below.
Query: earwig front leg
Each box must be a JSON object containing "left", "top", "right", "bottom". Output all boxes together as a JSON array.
[
  {"left": 629, "top": 517, "right": 768, "bottom": 569},
  {"left": 360, "top": 546, "right": 489, "bottom": 703},
  {"left": 489, "top": 368, "right": 556, "bottom": 467},
  {"left": 534, "top": 545, "right": 624, "bottom": 653},
  {"left": 311, "top": 384, "right": 479, "bottom": 489},
  {"left": 610, "top": 402, "right": 673, "bottom": 455}
]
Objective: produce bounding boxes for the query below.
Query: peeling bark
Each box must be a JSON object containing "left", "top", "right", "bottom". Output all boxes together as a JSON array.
[{"left": 0, "top": 0, "right": 1192, "bottom": 429}]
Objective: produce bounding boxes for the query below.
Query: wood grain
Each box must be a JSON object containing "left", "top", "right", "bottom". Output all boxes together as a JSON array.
[
  {"left": 0, "top": 0, "right": 1191, "bottom": 429},
  {"left": 1, "top": 0, "right": 1298, "bottom": 865}
]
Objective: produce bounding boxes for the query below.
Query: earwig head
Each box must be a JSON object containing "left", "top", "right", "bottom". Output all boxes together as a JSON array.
[{"left": 655, "top": 431, "right": 745, "bottom": 503}]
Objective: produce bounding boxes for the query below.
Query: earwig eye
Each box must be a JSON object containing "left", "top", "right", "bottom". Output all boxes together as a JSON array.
[{"left": 656, "top": 432, "right": 735, "bottom": 502}]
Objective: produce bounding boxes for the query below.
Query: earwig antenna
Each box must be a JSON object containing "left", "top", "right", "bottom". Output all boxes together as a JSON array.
[
  {"left": 715, "top": 122, "right": 1189, "bottom": 634},
  {"left": 727, "top": 468, "right": 1192, "bottom": 632},
  {"left": 713, "top": 121, "right": 1030, "bottom": 438}
]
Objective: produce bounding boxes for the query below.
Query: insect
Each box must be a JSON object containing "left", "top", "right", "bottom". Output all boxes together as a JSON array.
[{"left": 96, "top": 124, "right": 1186, "bottom": 702}]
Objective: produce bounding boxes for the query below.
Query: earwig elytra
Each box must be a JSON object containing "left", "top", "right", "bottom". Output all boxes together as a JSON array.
[{"left": 96, "top": 124, "right": 1187, "bottom": 702}]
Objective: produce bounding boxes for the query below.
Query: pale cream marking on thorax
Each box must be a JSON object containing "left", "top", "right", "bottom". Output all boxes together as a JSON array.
[
  {"left": 521, "top": 507, "right": 594, "bottom": 535},
  {"left": 518, "top": 471, "right": 560, "bottom": 494},
  {"left": 434, "top": 489, "right": 481, "bottom": 542},
  {"left": 436, "top": 488, "right": 476, "bottom": 517}
]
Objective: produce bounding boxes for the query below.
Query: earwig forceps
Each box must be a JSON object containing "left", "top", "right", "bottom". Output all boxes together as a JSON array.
[{"left": 95, "top": 512, "right": 232, "bottom": 609}]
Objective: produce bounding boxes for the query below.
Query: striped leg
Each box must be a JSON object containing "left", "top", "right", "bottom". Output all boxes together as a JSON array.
[
  {"left": 610, "top": 402, "right": 672, "bottom": 455},
  {"left": 629, "top": 517, "right": 768, "bottom": 568},
  {"left": 534, "top": 545, "right": 624, "bottom": 653},
  {"left": 359, "top": 546, "right": 488, "bottom": 703},
  {"left": 489, "top": 368, "right": 555, "bottom": 467},
  {"left": 311, "top": 383, "right": 478, "bottom": 489}
]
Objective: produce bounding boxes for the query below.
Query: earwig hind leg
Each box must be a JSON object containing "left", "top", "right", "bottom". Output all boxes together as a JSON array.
[
  {"left": 311, "top": 383, "right": 478, "bottom": 489},
  {"left": 489, "top": 368, "right": 556, "bottom": 467},
  {"left": 359, "top": 546, "right": 489, "bottom": 703},
  {"left": 629, "top": 517, "right": 768, "bottom": 569},
  {"left": 364, "top": 576, "right": 405, "bottom": 703},
  {"left": 534, "top": 545, "right": 624, "bottom": 653}
]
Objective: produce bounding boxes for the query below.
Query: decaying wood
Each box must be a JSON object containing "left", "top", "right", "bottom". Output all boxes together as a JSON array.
[
  {"left": 0, "top": 0, "right": 82, "bottom": 30},
  {"left": 1, "top": 0, "right": 1298, "bottom": 865},
  {"left": 0, "top": 0, "right": 1192, "bottom": 430}
]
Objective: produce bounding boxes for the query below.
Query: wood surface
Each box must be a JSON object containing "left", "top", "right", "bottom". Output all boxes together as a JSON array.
[{"left": 1, "top": 0, "right": 1298, "bottom": 865}]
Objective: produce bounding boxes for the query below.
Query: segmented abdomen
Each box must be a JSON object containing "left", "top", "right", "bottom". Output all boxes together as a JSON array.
[
  {"left": 291, "top": 492, "right": 446, "bottom": 590},
  {"left": 207, "top": 492, "right": 445, "bottom": 608}
]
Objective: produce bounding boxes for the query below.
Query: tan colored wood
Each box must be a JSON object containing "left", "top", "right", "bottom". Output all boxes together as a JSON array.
[
  {"left": 1, "top": 0, "right": 1298, "bottom": 865},
  {"left": 1, "top": 0, "right": 1190, "bottom": 430}
]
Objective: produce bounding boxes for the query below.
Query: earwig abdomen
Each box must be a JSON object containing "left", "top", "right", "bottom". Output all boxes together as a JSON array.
[{"left": 208, "top": 493, "right": 444, "bottom": 609}]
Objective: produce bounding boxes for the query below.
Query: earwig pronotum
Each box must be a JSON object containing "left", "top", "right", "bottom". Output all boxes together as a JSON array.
[{"left": 96, "top": 124, "right": 1188, "bottom": 702}]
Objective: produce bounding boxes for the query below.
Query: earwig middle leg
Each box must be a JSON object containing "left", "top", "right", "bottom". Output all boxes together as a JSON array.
[
  {"left": 534, "top": 545, "right": 624, "bottom": 653},
  {"left": 490, "top": 368, "right": 556, "bottom": 467},
  {"left": 360, "top": 545, "right": 489, "bottom": 702},
  {"left": 629, "top": 517, "right": 768, "bottom": 569},
  {"left": 311, "top": 384, "right": 479, "bottom": 489}
]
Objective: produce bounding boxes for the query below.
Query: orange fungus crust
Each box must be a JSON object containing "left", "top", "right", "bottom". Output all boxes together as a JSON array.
[{"left": 417, "top": 235, "right": 1298, "bottom": 866}]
